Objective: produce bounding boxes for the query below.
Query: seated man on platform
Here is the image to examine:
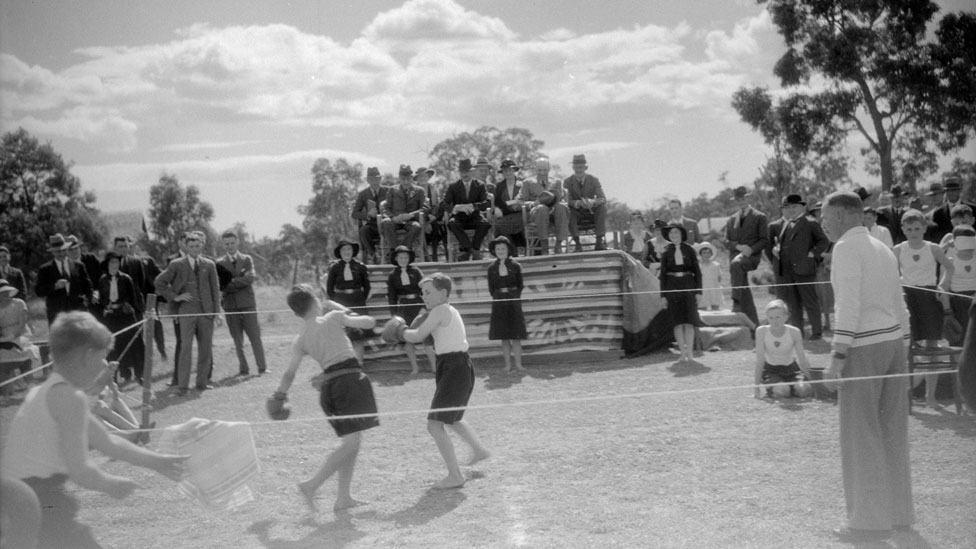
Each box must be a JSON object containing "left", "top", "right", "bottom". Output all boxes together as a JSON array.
[
  {"left": 564, "top": 154, "right": 607, "bottom": 251},
  {"left": 351, "top": 167, "right": 388, "bottom": 263},
  {"left": 444, "top": 158, "right": 491, "bottom": 261},
  {"left": 519, "top": 157, "right": 569, "bottom": 254},
  {"left": 380, "top": 165, "right": 430, "bottom": 259},
  {"left": 492, "top": 159, "right": 526, "bottom": 249},
  {"left": 414, "top": 166, "right": 447, "bottom": 261}
]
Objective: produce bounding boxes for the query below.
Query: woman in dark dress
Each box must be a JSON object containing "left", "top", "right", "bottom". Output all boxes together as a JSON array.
[
  {"left": 659, "top": 225, "right": 702, "bottom": 363},
  {"left": 487, "top": 235, "right": 527, "bottom": 372},
  {"left": 325, "top": 240, "right": 371, "bottom": 364},
  {"left": 386, "top": 245, "right": 434, "bottom": 374},
  {"left": 97, "top": 251, "right": 145, "bottom": 384}
]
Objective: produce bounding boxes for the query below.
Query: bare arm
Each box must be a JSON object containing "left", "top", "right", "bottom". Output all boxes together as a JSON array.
[
  {"left": 790, "top": 326, "right": 810, "bottom": 372},
  {"left": 402, "top": 305, "right": 447, "bottom": 344},
  {"left": 275, "top": 339, "right": 306, "bottom": 395},
  {"left": 753, "top": 326, "right": 766, "bottom": 398}
]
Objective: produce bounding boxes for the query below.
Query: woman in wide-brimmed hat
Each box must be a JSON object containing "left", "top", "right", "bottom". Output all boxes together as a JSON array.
[
  {"left": 486, "top": 236, "right": 527, "bottom": 372},
  {"left": 386, "top": 245, "right": 434, "bottom": 374},
  {"left": 659, "top": 224, "right": 703, "bottom": 363},
  {"left": 324, "top": 239, "right": 372, "bottom": 363},
  {"left": 0, "top": 279, "right": 42, "bottom": 392}
]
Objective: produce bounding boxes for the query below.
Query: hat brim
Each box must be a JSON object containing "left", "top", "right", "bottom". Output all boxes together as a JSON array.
[
  {"left": 390, "top": 248, "right": 416, "bottom": 265},
  {"left": 488, "top": 236, "right": 518, "bottom": 258},
  {"left": 333, "top": 242, "right": 360, "bottom": 259},
  {"left": 413, "top": 169, "right": 435, "bottom": 180},
  {"left": 47, "top": 242, "right": 70, "bottom": 251}
]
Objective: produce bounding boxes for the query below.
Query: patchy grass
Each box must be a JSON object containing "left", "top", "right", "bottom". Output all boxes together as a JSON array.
[{"left": 2, "top": 341, "right": 973, "bottom": 548}]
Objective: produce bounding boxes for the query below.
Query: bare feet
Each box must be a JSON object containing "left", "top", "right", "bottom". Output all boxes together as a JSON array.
[
  {"left": 926, "top": 399, "right": 943, "bottom": 409},
  {"left": 297, "top": 481, "right": 318, "bottom": 513},
  {"left": 468, "top": 449, "right": 491, "bottom": 466},
  {"left": 501, "top": 367, "right": 511, "bottom": 372},
  {"left": 515, "top": 365, "right": 526, "bottom": 372},
  {"left": 333, "top": 498, "right": 368, "bottom": 511},
  {"left": 410, "top": 368, "right": 419, "bottom": 375},
  {"left": 433, "top": 475, "right": 466, "bottom": 489}
]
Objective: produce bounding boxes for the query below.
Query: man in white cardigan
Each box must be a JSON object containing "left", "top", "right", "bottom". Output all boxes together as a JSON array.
[{"left": 820, "top": 191, "right": 914, "bottom": 543}]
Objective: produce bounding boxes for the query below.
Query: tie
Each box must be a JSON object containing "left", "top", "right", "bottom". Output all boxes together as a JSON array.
[
  {"left": 464, "top": 181, "right": 470, "bottom": 198},
  {"left": 232, "top": 256, "right": 238, "bottom": 271},
  {"left": 63, "top": 260, "right": 71, "bottom": 277},
  {"left": 109, "top": 276, "right": 119, "bottom": 302},
  {"left": 343, "top": 261, "right": 353, "bottom": 281},
  {"left": 400, "top": 267, "right": 410, "bottom": 286},
  {"left": 372, "top": 190, "right": 379, "bottom": 213},
  {"left": 191, "top": 258, "right": 198, "bottom": 274}
]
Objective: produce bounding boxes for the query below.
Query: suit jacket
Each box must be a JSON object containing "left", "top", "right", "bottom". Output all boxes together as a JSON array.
[
  {"left": 876, "top": 205, "right": 905, "bottom": 245},
  {"left": 493, "top": 179, "right": 523, "bottom": 215},
  {"left": 97, "top": 272, "right": 143, "bottom": 316},
  {"left": 563, "top": 174, "right": 606, "bottom": 209},
  {"left": 79, "top": 252, "right": 103, "bottom": 288},
  {"left": 217, "top": 252, "right": 257, "bottom": 310},
  {"left": 765, "top": 216, "right": 788, "bottom": 273},
  {"left": 154, "top": 255, "right": 221, "bottom": 316},
  {"left": 352, "top": 185, "right": 389, "bottom": 226},
  {"left": 443, "top": 179, "right": 491, "bottom": 221},
  {"left": 381, "top": 184, "right": 429, "bottom": 220},
  {"left": 0, "top": 265, "right": 28, "bottom": 299},
  {"left": 518, "top": 176, "right": 563, "bottom": 205},
  {"left": 779, "top": 215, "right": 829, "bottom": 277},
  {"left": 724, "top": 206, "right": 769, "bottom": 261},
  {"left": 35, "top": 258, "right": 93, "bottom": 323}
]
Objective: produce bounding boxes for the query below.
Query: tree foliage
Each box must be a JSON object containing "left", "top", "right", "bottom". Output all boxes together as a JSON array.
[
  {"left": 0, "top": 128, "right": 106, "bottom": 271},
  {"left": 298, "top": 158, "right": 362, "bottom": 271},
  {"left": 758, "top": 0, "right": 976, "bottom": 191},
  {"left": 142, "top": 173, "right": 216, "bottom": 260},
  {"left": 426, "top": 126, "right": 546, "bottom": 183}
]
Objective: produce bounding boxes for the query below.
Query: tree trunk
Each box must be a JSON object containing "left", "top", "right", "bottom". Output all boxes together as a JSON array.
[
  {"left": 879, "top": 140, "right": 895, "bottom": 193},
  {"left": 291, "top": 256, "right": 300, "bottom": 286}
]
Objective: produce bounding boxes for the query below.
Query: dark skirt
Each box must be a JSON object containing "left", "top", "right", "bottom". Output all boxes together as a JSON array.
[
  {"left": 663, "top": 275, "right": 702, "bottom": 327},
  {"left": 101, "top": 309, "right": 145, "bottom": 380},
  {"left": 489, "top": 291, "right": 527, "bottom": 340}
]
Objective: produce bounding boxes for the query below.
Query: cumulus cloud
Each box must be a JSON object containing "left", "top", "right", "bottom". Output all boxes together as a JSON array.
[{"left": 1, "top": 0, "right": 780, "bottom": 150}]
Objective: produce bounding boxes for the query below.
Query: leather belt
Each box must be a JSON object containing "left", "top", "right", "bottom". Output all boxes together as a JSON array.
[
  {"left": 335, "top": 288, "right": 362, "bottom": 294},
  {"left": 666, "top": 272, "right": 692, "bottom": 277}
]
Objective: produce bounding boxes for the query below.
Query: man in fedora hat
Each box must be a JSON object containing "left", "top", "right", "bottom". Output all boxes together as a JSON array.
[
  {"left": 564, "top": 154, "right": 607, "bottom": 251},
  {"left": 380, "top": 164, "right": 430, "bottom": 259},
  {"left": 65, "top": 235, "right": 104, "bottom": 306},
  {"left": 723, "top": 186, "right": 768, "bottom": 326},
  {"left": 474, "top": 157, "right": 495, "bottom": 193},
  {"left": 443, "top": 158, "right": 491, "bottom": 260},
  {"left": 876, "top": 185, "right": 908, "bottom": 245},
  {"left": 927, "top": 175, "right": 975, "bottom": 243},
  {"left": 351, "top": 167, "right": 389, "bottom": 264},
  {"left": 519, "top": 157, "right": 570, "bottom": 254},
  {"left": 35, "top": 233, "right": 94, "bottom": 325},
  {"left": 0, "top": 245, "right": 28, "bottom": 299},
  {"left": 773, "top": 194, "right": 829, "bottom": 339}
]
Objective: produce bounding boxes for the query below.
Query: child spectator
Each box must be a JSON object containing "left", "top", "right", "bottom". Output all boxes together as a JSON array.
[
  {"left": 324, "top": 240, "right": 372, "bottom": 365},
  {"left": 893, "top": 209, "right": 954, "bottom": 408},
  {"left": 399, "top": 272, "right": 490, "bottom": 489},
  {"left": 0, "top": 311, "right": 186, "bottom": 548},
  {"left": 276, "top": 284, "right": 380, "bottom": 512},
  {"left": 863, "top": 207, "right": 894, "bottom": 248},
  {"left": 941, "top": 225, "right": 976, "bottom": 347},
  {"left": 696, "top": 242, "right": 724, "bottom": 310},
  {"left": 386, "top": 245, "right": 434, "bottom": 375},
  {"left": 754, "top": 300, "right": 812, "bottom": 398},
  {"left": 487, "top": 236, "right": 528, "bottom": 372},
  {"left": 660, "top": 224, "right": 703, "bottom": 363},
  {"left": 938, "top": 204, "right": 975, "bottom": 250}
]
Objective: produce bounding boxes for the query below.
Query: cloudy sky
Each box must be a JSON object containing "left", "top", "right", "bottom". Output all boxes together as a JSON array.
[{"left": 2, "top": 0, "right": 973, "bottom": 238}]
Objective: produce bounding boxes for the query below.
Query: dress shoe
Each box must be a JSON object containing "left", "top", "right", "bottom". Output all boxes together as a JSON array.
[
  {"left": 831, "top": 527, "right": 891, "bottom": 542},
  {"left": 238, "top": 370, "right": 250, "bottom": 377},
  {"left": 594, "top": 238, "right": 607, "bottom": 251},
  {"left": 573, "top": 242, "right": 583, "bottom": 253},
  {"left": 175, "top": 387, "right": 189, "bottom": 396},
  {"left": 195, "top": 384, "right": 215, "bottom": 391},
  {"left": 553, "top": 243, "right": 563, "bottom": 254},
  {"left": 258, "top": 369, "right": 269, "bottom": 376},
  {"left": 457, "top": 251, "right": 470, "bottom": 262},
  {"left": 808, "top": 333, "right": 823, "bottom": 341}
]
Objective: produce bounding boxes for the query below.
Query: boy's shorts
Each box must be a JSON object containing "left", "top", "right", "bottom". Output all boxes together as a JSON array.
[
  {"left": 903, "top": 286, "right": 943, "bottom": 341},
  {"left": 429, "top": 351, "right": 475, "bottom": 424},
  {"left": 319, "top": 358, "right": 380, "bottom": 436},
  {"left": 761, "top": 362, "right": 804, "bottom": 397}
]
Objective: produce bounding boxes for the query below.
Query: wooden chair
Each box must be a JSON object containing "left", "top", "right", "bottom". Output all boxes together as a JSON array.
[
  {"left": 379, "top": 212, "right": 427, "bottom": 263},
  {"left": 908, "top": 345, "right": 964, "bottom": 415},
  {"left": 356, "top": 219, "right": 382, "bottom": 265}
]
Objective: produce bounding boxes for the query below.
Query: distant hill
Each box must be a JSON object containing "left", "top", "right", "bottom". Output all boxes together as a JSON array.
[{"left": 101, "top": 210, "right": 146, "bottom": 241}]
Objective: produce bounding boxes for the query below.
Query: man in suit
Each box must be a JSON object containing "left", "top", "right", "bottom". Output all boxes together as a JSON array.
[
  {"left": 64, "top": 235, "right": 103, "bottom": 311},
  {"left": 380, "top": 165, "right": 430, "bottom": 257},
  {"left": 519, "top": 157, "right": 570, "bottom": 255},
  {"left": 415, "top": 166, "right": 447, "bottom": 261},
  {"left": 218, "top": 230, "right": 267, "bottom": 377},
  {"left": 0, "top": 245, "right": 28, "bottom": 299},
  {"left": 492, "top": 159, "right": 526, "bottom": 247},
  {"left": 444, "top": 158, "right": 491, "bottom": 261},
  {"left": 110, "top": 236, "right": 148, "bottom": 295},
  {"left": 667, "top": 199, "right": 702, "bottom": 244},
  {"left": 876, "top": 185, "right": 908, "bottom": 245},
  {"left": 35, "top": 233, "right": 93, "bottom": 325},
  {"left": 774, "top": 194, "right": 829, "bottom": 339},
  {"left": 564, "top": 154, "right": 608, "bottom": 252},
  {"left": 927, "top": 176, "right": 976, "bottom": 243},
  {"left": 723, "top": 186, "right": 768, "bottom": 326},
  {"left": 765, "top": 211, "right": 790, "bottom": 302},
  {"left": 154, "top": 231, "right": 222, "bottom": 395},
  {"left": 351, "top": 167, "right": 388, "bottom": 263}
]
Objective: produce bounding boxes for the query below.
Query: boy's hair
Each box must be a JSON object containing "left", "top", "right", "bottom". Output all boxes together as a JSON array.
[
  {"left": 49, "top": 311, "right": 113, "bottom": 361},
  {"left": 420, "top": 272, "right": 453, "bottom": 297},
  {"left": 950, "top": 204, "right": 973, "bottom": 219},
  {"left": 286, "top": 284, "right": 317, "bottom": 316},
  {"left": 900, "top": 208, "right": 926, "bottom": 226},
  {"left": 221, "top": 230, "right": 239, "bottom": 240},
  {"left": 765, "top": 299, "right": 789, "bottom": 316}
]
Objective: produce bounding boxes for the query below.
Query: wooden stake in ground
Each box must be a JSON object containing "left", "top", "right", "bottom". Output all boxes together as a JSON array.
[{"left": 139, "top": 294, "right": 157, "bottom": 444}]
